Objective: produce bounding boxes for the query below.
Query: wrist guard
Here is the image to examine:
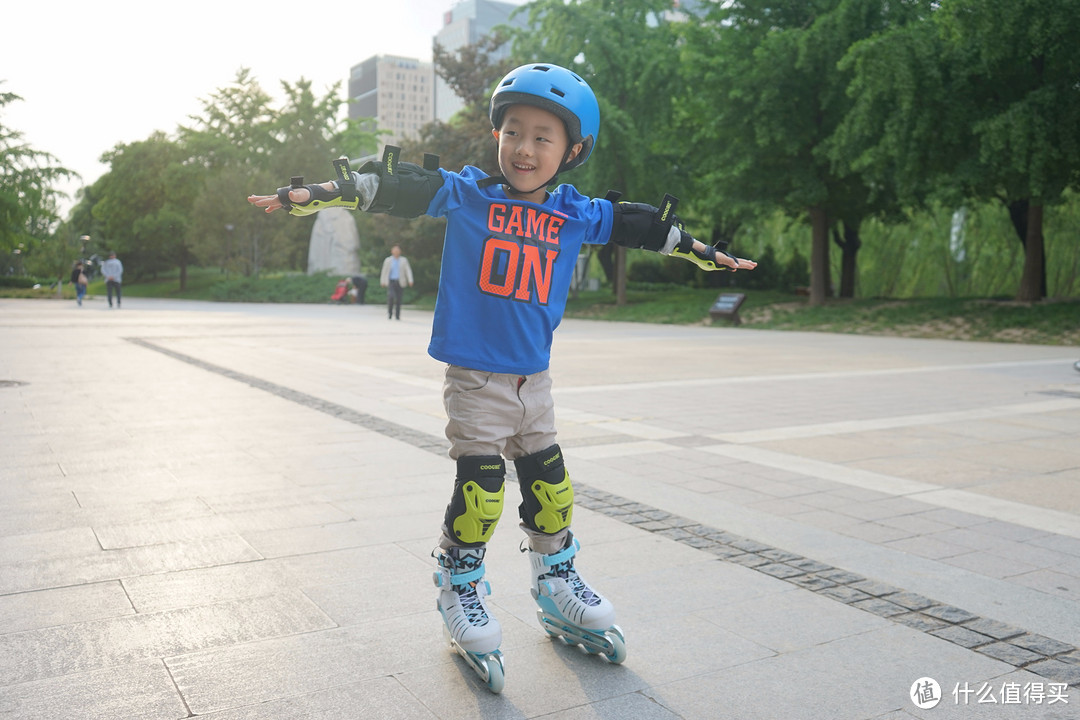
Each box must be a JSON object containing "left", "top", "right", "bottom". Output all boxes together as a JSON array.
[
  {"left": 670, "top": 239, "right": 738, "bottom": 271},
  {"left": 609, "top": 192, "right": 738, "bottom": 271}
]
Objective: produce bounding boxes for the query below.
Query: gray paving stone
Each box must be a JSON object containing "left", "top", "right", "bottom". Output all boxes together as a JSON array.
[
  {"left": 976, "top": 642, "right": 1044, "bottom": 667},
  {"left": 964, "top": 618, "right": 1026, "bottom": 641},
  {"left": 852, "top": 598, "right": 909, "bottom": 618},
  {"left": 929, "top": 625, "right": 996, "bottom": 649},
  {"left": 0, "top": 581, "right": 134, "bottom": 634},
  {"left": 1026, "top": 659, "right": 1080, "bottom": 686},
  {"left": 820, "top": 586, "right": 874, "bottom": 604},
  {"left": 642, "top": 624, "right": 1016, "bottom": 720},
  {"left": 0, "top": 526, "right": 100, "bottom": 563},
  {"left": 0, "top": 590, "right": 333, "bottom": 685},
  {"left": 788, "top": 574, "right": 838, "bottom": 591},
  {"left": 883, "top": 592, "right": 936, "bottom": 611},
  {"left": 194, "top": 675, "right": 438, "bottom": 720},
  {"left": 726, "top": 553, "right": 772, "bottom": 568},
  {"left": 93, "top": 515, "right": 240, "bottom": 549},
  {"left": 703, "top": 587, "right": 888, "bottom": 654},
  {"left": 166, "top": 617, "right": 454, "bottom": 715},
  {"left": 1057, "top": 650, "right": 1080, "bottom": 666},
  {"left": 0, "top": 536, "right": 262, "bottom": 595},
  {"left": 757, "top": 562, "right": 807, "bottom": 579},
  {"left": 0, "top": 659, "right": 186, "bottom": 720},
  {"left": 702, "top": 544, "right": 748, "bottom": 559},
  {"left": 851, "top": 579, "right": 903, "bottom": 597},
  {"left": 893, "top": 613, "right": 949, "bottom": 633},
  {"left": 923, "top": 605, "right": 979, "bottom": 624},
  {"left": 818, "top": 568, "right": 864, "bottom": 585},
  {"left": 6, "top": 300, "right": 1080, "bottom": 719},
  {"left": 788, "top": 558, "right": 834, "bottom": 573},
  {"left": 1011, "top": 634, "right": 1076, "bottom": 658}
]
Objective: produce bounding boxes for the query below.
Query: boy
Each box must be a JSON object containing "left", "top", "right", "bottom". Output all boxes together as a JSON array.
[{"left": 250, "top": 63, "right": 756, "bottom": 691}]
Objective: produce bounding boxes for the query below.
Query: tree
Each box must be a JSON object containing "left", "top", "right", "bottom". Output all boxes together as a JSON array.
[
  {"left": 182, "top": 70, "right": 377, "bottom": 276},
  {"left": 838, "top": 0, "right": 1080, "bottom": 301},
  {"left": 93, "top": 133, "right": 199, "bottom": 282},
  {"left": 0, "top": 85, "right": 76, "bottom": 276},
  {"left": 512, "top": 0, "right": 689, "bottom": 304},
  {"left": 679, "top": 0, "right": 925, "bottom": 305}
]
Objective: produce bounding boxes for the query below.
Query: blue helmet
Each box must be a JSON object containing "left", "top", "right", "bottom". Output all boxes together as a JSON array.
[{"left": 490, "top": 63, "right": 600, "bottom": 171}]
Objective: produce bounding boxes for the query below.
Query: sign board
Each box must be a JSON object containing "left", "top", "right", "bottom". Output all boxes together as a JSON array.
[{"left": 709, "top": 292, "right": 746, "bottom": 326}]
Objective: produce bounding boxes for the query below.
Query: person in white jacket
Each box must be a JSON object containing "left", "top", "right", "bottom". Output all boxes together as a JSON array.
[
  {"left": 379, "top": 245, "right": 413, "bottom": 320},
  {"left": 101, "top": 252, "right": 123, "bottom": 308}
]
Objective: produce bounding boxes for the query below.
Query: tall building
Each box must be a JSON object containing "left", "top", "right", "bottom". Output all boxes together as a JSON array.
[
  {"left": 434, "top": 0, "right": 527, "bottom": 123},
  {"left": 347, "top": 55, "right": 435, "bottom": 148}
]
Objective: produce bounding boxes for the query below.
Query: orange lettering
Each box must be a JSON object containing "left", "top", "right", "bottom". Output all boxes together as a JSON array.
[
  {"left": 515, "top": 245, "right": 558, "bottom": 304},
  {"left": 478, "top": 237, "right": 519, "bottom": 297}
]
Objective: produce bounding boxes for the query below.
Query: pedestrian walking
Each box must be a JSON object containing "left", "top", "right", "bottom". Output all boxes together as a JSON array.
[
  {"left": 101, "top": 252, "right": 123, "bottom": 308},
  {"left": 70, "top": 261, "right": 88, "bottom": 307},
  {"left": 380, "top": 245, "right": 413, "bottom": 319}
]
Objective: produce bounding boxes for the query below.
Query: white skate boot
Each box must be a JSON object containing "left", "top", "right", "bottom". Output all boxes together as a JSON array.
[
  {"left": 433, "top": 546, "right": 505, "bottom": 692},
  {"left": 524, "top": 534, "right": 626, "bottom": 663}
]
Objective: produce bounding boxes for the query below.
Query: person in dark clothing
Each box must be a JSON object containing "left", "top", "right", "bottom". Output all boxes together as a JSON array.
[{"left": 70, "top": 261, "right": 88, "bottom": 307}]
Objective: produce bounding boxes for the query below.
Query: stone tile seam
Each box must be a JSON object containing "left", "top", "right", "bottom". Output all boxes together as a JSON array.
[
  {"left": 573, "top": 486, "right": 1080, "bottom": 689},
  {"left": 126, "top": 338, "right": 449, "bottom": 457},
  {"left": 130, "top": 337, "right": 1080, "bottom": 689}
]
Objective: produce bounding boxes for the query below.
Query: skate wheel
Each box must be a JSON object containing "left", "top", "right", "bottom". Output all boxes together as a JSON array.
[
  {"left": 604, "top": 630, "right": 627, "bottom": 664},
  {"left": 484, "top": 653, "right": 505, "bottom": 694}
]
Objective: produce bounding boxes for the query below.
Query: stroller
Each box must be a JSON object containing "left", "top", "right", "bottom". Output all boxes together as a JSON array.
[{"left": 330, "top": 278, "right": 350, "bottom": 303}]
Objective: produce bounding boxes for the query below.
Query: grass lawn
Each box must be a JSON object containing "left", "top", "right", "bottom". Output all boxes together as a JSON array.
[{"left": 563, "top": 286, "right": 1080, "bottom": 346}]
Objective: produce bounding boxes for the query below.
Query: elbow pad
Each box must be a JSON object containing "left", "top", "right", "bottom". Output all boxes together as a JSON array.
[
  {"left": 609, "top": 194, "right": 688, "bottom": 255},
  {"left": 277, "top": 146, "right": 444, "bottom": 218}
]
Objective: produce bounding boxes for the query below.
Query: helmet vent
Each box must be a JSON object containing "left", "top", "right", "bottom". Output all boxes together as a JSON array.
[{"left": 549, "top": 87, "right": 566, "bottom": 98}]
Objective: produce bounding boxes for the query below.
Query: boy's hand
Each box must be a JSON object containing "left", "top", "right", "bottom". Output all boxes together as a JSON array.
[
  {"left": 247, "top": 183, "right": 330, "bottom": 214},
  {"left": 672, "top": 239, "right": 758, "bottom": 272}
]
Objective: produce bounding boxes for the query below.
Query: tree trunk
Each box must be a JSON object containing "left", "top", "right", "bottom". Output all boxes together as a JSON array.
[
  {"left": 832, "top": 219, "right": 862, "bottom": 299},
  {"left": 1007, "top": 199, "right": 1047, "bottom": 299},
  {"left": 809, "top": 207, "right": 829, "bottom": 306},
  {"left": 615, "top": 245, "right": 627, "bottom": 306},
  {"left": 1017, "top": 202, "right": 1045, "bottom": 302},
  {"left": 597, "top": 243, "right": 615, "bottom": 285}
]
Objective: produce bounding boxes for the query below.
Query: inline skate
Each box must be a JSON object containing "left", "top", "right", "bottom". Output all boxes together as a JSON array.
[
  {"left": 524, "top": 534, "right": 626, "bottom": 663},
  {"left": 433, "top": 546, "right": 505, "bottom": 693}
]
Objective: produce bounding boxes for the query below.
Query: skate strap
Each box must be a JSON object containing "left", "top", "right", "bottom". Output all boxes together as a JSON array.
[
  {"left": 540, "top": 538, "right": 580, "bottom": 567},
  {"left": 449, "top": 564, "right": 486, "bottom": 585}
]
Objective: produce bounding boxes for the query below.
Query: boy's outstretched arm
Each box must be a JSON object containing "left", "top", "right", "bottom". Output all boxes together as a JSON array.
[
  {"left": 247, "top": 147, "right": 443, "bottom": 219},
  {"left": 608, "top": 195, "right": 757, "bottom": 272}
]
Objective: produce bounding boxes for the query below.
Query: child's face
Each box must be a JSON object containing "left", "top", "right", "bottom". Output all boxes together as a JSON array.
[{"left": 493, "top": 104, "right": 582, "bottom": 202}]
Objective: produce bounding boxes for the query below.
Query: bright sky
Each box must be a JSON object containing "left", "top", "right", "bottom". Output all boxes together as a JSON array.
[{"left": 1, "top": 0, "right": 525, "bottom": 215}]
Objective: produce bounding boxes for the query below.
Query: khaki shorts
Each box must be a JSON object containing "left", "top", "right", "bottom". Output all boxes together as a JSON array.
[{"left": 443, "top": 365, "right": 557, "bottom": 460}]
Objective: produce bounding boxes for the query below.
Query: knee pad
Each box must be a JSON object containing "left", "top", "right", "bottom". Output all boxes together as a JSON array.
[
  {"left": 515, "top": 444, "right": 574, "bottom": 535},
  {"left": 444, "top": 456, "right": 506, "bottom": 546}
]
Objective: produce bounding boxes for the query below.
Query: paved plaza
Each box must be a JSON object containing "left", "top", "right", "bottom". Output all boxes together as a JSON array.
[{"left": 2, "top": 296, "right": 1079, "bottom": 719}]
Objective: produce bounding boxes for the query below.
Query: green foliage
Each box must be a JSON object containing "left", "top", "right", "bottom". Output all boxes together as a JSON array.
[
  {"left": 209, "top": 273, "right": 340, "bottom": 303},
  {"left": 19, "top": 2, "right": 1080, "bottom": 309},
  {"left": 91, "top": 132, "right": 196, "bottom": 280},
  {"left": 0, "top": 276, "right": 49, "bottom": 288},
  {"left": 0, "top": 85, "right": 77, "bottom": 276}
]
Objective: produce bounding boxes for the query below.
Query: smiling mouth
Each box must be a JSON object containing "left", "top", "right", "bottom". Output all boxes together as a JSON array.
[{"left": 512, "top": 162, "right": 535, "bottom": 172}]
